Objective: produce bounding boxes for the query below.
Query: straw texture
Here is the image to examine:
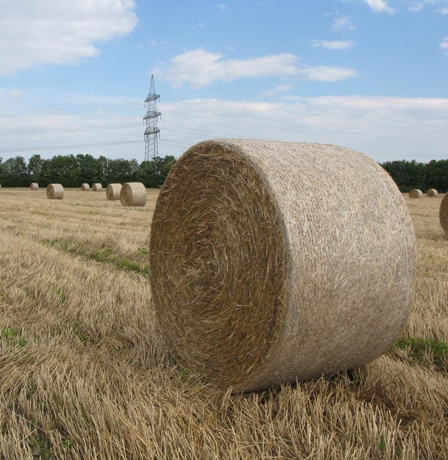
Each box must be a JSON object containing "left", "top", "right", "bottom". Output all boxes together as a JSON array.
[
  {"left": 30, "top": 183, "right": 39, "bottom": 190},
  {"left": 409, "top": 189, "right": 423, "bottom": 198},
  {"left": 440, "top": 194, "right": 448, "bottom": 237},
  {"left": 81, "top": 183, "right": 90, "bottom": 191},
  {"left": 106, "top": 183, "right": 122, "bottom": 201},
  {"left": 46, "top": 184, "right": 64, "bottom": 200},
  {"left": 92, "top": 183, "right": 102, "bottom": 191},
  {"left": 150, "top": 139, "right": 417, "bottom": 392},
  {"left": 120, "top": 182, "right": 147, "bottom": 207},
  {"left": 426, "top": 189, "right": 438, "bottom": 197}
]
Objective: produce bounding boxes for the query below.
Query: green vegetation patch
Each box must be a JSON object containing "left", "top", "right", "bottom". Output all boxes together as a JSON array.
[
  {"left": 393, "top": 337, "right": 448, "bottom": 370},
  {"left": 1, "top": 326, "right": 27, "bottom": 347},
  {"left": 45, "top": 238, "right": 150, "bottom": 277}
]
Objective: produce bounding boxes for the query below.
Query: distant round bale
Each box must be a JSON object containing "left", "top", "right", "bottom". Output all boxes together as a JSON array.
[
  {"left": 81, "top": 183, "right": 90, "bottom": 191},
  {"left": 120, "top": 182, "right": 147, "bottom": 207},
  {"left": 426, "top": 189, "right": 438, "bottom": 197},
  {"left": 106, "top": 183, "right": 122, "bottom": 201},
  {"left": 150, "top": 139, "right": 417, "bottom": 392},
  {"left": 30, "top": 183, "right": 39, "bottom": 190},
  {"left": 409, "top": 189, "right": 423, "bottom": 198},
  {"left": 92, "top": 183, "right": 103, "bottom": 191},
  {"left": 440, "top": 194, "right": 448, "bottom": 237},
  {"left": 46, "top": 184, "right": 64, "bottom": 200}
]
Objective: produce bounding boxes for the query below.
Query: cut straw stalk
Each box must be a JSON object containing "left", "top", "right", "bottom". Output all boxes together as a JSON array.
[
  {"left": 409, "top": 189, "right": 423, "bottom": 198},
  {"left": 120, "top": 182, "right": 147, "bottom": 207},
  {"left": 106, "top": 183, "right": 122, "bottom": 201},
  {"left": 150, "top": 139, "right": 417, "bottom": 392},
  {"left": 46, "top": 183, "right": 64, "bottom": 200}
]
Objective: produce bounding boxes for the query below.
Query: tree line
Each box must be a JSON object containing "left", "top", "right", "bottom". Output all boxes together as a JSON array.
[
  {"left": 0, "top": 154, "right": 447, "bottom": 193},
  {"left": 0, "top": 154, "right": 176, "bottom": 188},
  {"left": 381, "top": 159, "right": 448, "bottom": 193}
]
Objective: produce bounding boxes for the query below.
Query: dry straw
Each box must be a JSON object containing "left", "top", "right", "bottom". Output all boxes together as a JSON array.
[
  {"left": 150, "top": 139, "right": 417, "bottom": 392},
  {"left": 120, "top": 182, "right": 147, "bottom": 207},
  {"left": 81, "top": 183, "right": 90, "bottom": 191},
  {"left": 409, "top": 189, "right": 423, "bottom": 198},
  {"left": 30, "top": 183, "right": 39, "bottom": 190},
  {"left": 440, "top": 194, "right": 448, "bottom": 237},
  {"left": 426, "top": 189, "right": 438, "bottom": 197},
  {"left": 106, "top": 183, "right": 122, "bottom": 201},
  {"left": 92, "top": 183, "right": 103, "bottom": 191},
  {"left": 46, "top": 183, "right": 64, "bottom": 200}
]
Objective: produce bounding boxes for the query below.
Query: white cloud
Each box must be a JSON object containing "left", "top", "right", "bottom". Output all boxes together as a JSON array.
[
  {"left": 440, "top": 37, "right": 448, "bottom": 55},
  {"left": 162, "top": 49, "right": 357, "bottom": 87},
  {"left": 217, "top": 4, "right": 227, "bottom": 11},
  {"left": 311, "top": 40, "right": 355, "bottom": 50},
  {"left": 332, "top": 16, "right": 356, "bottom": 31},
  {"left": 365, "top": 0, "right": 396, "bottom": 13},
  {"left": 438, "top": 6, "right": 448, "bottom": 14},
  {"left": 0, "top": 0, "right": 137, "bottom": 76},
  {"left": 408, "top": 2, "right": 425, "bottom": 12},
  {"left": 262, "top": 85, "right": 294, "bottom": 97}
]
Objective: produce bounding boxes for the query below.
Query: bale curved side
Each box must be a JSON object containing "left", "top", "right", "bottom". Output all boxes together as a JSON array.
[
  {"left": 120, "top": 182, "right": 147, "bottom": 206},
  {"left": 439, "top": 194, "right": 448, "bottom": 237},
  {"left": 81, "top": 183, "right": 90, "bottom": 191},
  {"left": 150, "top": 139, "right": 417, "bottom": 392},
  {"left": 106, "top": 183, "right": 122, "bottom": 200},
  {"left": 409, "top": 189, "right": 423, "bottom": 198},
  {"left": 46, "top": 184, "right": 64, "bottom": 200},
  {"left": 426, "top": 189, "right": 438, "bottom": 197},
  {"left": 92, "top": 183, "right": 102, "bottom": 191},
  {"left": 30, "top": 183, "right": 39, "bottom": 190}
]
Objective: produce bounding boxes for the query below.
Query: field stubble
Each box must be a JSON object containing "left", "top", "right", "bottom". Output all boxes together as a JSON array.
[{"left": 0, "top": 188, "right": 447, "bottom": 459}]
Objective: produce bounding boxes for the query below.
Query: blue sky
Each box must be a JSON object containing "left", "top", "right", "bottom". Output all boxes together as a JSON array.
[{"left": 0, "top": 0, "right": 447, "bottom": 163}]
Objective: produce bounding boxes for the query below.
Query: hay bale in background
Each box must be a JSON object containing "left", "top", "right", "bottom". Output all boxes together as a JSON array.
[
  {"left": 409, "top": 189, "right": 423, "bottom": 198},
  {"left": 440, "top": 194, "right": 448, "bottom": 237},
  {"left": 46, "top": 184, "right": 64, "bottom": 200},
  {"left": 106, "top": 183, "right": 122, "bottom": 201},
  {"left": 30, "top": 183, "right": 39, "bottom": 190},
  {"left": 426, "top": 189, "right": 438, "bottom": 197},
  {"left": 92, "top": 183, "right": 102, "bottom": 191},
  {"left": 81, "top": 183, "right": 90, "bottom": 191},
  {"left": 120, "top": 182, "right": 147, "bottom": 207},
  {"left": 150, "top": 139, "right": 417, "bottom": 392}
]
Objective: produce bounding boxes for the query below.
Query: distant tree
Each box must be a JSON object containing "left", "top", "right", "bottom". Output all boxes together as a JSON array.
[{"left": 0, "top": 156, "right": 29, "bottom": 186}]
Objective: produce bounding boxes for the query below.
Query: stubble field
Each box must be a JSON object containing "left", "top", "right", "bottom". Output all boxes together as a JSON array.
[{"left": 0, "top": 187, "right": 447, "bottom": 459}]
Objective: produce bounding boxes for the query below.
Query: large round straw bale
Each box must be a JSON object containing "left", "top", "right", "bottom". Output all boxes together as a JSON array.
[
  {"left": 30, "top": 183, "right": 39, "bottom": 190},
  {"left": 409, "top": 189, "right": 423, "bottom": 198},
  {"left": 92, "top": 183, "right": 102, "bottom": 191},
  {"left": 426, "top": 188, "right": 438, "bottom": 197},
  {"left": 120, "top": 182, "right": 147, "bottom": 206},
  {"left": 440, "top": 194, "right": 448, "bottom": 237},
  {"left": 106, "top": 183, "right": 122, "bottom": 200},
  {"left": 81, "top": 183, "right": 90, "bottom": 191},
  {"left": 46, "top": 183, "right": 64, "bottom": 200},
  {"left": 150, "top": 139, "right": 417, "bottom": 392}
]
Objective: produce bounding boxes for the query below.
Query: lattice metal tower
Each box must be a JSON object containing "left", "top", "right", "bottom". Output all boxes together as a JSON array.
[{"left": 143, "top": 74, "right": 161, "bottom": 161}]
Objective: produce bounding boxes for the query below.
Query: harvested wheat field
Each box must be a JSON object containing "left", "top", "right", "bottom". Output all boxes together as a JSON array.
[{"left": 0, "top": 187, "right": 447, "bottom": 459}]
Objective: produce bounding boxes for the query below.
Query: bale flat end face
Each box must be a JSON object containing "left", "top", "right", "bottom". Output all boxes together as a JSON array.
[
  {"left": 150, "top": 139, "right": 417, "bottom": 392},
  {"left": 120, "top": 182, "right": 147, "bottom": 207}
]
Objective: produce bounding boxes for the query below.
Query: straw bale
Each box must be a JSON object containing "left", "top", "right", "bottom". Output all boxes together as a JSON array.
[
  {"left": 92, "top": 183, "right": 103, "bottom": 191},
  {"left": 150, "top": 139, "right": 417, "bottom": 392},
  {"left": 81, "top": 183, "right": 90, "bottom": 191},
  {"left": 46, "top": 183, "right": 64, "bottom": 200},
  {"left": 409, "top": 189, "right": 423, "bottom": 198},
  {"left": 426, "top": 188, "right": 438, "bottom": 197},
  {"left": 440, "top": 194, "right": 448, "bottom": 237},
  {"left": 30, "top": 183, "right": 39, "bottom": 190},
  {"left": 120, "top": 182, "right": 147, "bottom": 207},
  {"left": 106, "top": 183, "right": 122, "bottom": 201}
]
